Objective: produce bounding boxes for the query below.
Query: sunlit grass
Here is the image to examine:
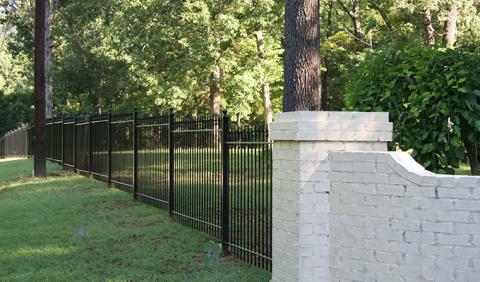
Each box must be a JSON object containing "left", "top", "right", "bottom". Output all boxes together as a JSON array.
[
  {"left": 0, "top": 158, "right": 270, "bottom": 281},
  {"left": 455, "top": 163, "right": 472, "bottom": 176}
]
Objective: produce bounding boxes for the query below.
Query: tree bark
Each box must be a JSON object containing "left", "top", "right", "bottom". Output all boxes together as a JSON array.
[
  {"left": 352, "top": 0, "right": 362, "bottom": 40},
  {"left": 210, "top": 66, "right": 221, "bottom": 146},
  {"left": 284, "top": 0, "right": 322, "bottom": 112},
  {"left": 45, "top": 0, "right": 54, "bottom": 119},
  {"left": 254, "top": 30, "right": 273, "bottom": 126},
  {"left": 460, "top": 122, "right": 480, "bottom": 175},
  {"left": 210, "top": 66, "right": 221, "bottom": 117},
  {"left": 424, "top": 9, "right": 436, "bottom": 46},
  {"left": 444, "top": 3, "right": 459, "bottom": 48},
  {"left": 34, "top": 0, "right": 47, "bottom": 177},
  {"left": 337, "top": 0, "right": 363, "bottom": 41}
]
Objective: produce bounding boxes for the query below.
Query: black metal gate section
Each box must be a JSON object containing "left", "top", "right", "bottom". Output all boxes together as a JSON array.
[
  {"left": 111, "top": 113, "right": 134, "bottom": 191},
  {"left": 0, "top": 126, "right": 30, "bottom": 159},
  {"left": 172, "top": 115, "right": 223, "bottom": 239},
  {"left": 226, "top": 124, "right": 272, "bottom": 270},
  {"left": 136, "top": 114, "right": 170, "bottom": 210},
  {"left": 40, "top": 109, "right": 273, "bottom": 271}
]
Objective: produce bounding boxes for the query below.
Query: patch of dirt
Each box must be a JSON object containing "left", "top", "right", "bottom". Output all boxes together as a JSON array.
[
  {"left": 119, "top": 220, "right": 164, "bottom": 228},
  {"left": 220, "top": 254, "right": 241, "bottom": 264},
  {"left": 153, "top": 234, "right": 176, "bottom": 242},
  {"left": 193, "top": 252, "right": 204, "bottom": 262},
  {"left": 113, "top": 200, "right": 130, "bottom": 209}
]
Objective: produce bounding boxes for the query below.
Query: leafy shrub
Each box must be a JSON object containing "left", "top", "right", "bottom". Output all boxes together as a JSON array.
[{"left": 346, "top": 47, "right": 480, "bottom": 175}]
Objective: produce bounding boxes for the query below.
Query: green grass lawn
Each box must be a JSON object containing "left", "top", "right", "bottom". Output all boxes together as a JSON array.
[
  {"left": 0, "top": 158, "right": 270, "bottom": 282},
  {"left": 455, "top": 163, "right": 472, "bottom": 175}
]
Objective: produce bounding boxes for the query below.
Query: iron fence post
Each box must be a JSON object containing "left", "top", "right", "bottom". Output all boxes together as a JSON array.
[
  {"left": 107, "top": 107, "right": 112, "bottom": 187},
  {"left": 133, "top": 108, "right": 138, "bottom": 200},
  {"left": 221, "top": 108, "right": 230, "bottom": 255},
  {"left": 89, "top": 112, "right": 93, "bottom": 175},
  {"left": 168, "top": 108, "right": 175, "bottom": 217},
  {"left": 51, "top": 118, "right": 54, "bottom": 160},
  {"left": 61, "top": 115, "right": 64, "bottom": 165},
  {"left": 73, "top": 114, "right": 76, "bottom": 171}
]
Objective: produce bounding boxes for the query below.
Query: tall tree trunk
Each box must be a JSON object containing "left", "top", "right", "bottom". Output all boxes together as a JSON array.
[
  {"left": 45, "top": 0, "right": 53, "bottom": 119},
  {"left": 424, "top": 9, "right": 436, "bottom": 46},
  {"left": 210, "top": 67, "right": 221, "bottom": 146},
  {"left": 444, "top": 3, "right": 459, "bottom": 48},
  {"left": 465, "top": 142, "right": 480, "bottom": 176},
  {"left": 34, "top": 0, "right": 47, "bottom": 177},
  {"left": 460, "top": 121, "right": 480, "bottom": 175},
  {"left": 352, "top": 0, "right": 362, "bottom": 40},
  {"left": 210, "top": 66, "right": 221, "bottom": 117},
  {"left": 254, "top": 30, "right": 273, "bottom": 126},
  {"left": 284, "top": 0, "right": 322, "bottom": 112},
  {"left": 337, "top": 0, "right": 363, "bottom": 42}
]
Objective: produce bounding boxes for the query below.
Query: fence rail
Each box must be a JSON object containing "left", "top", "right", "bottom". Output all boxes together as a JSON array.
[{"left": 41, "top": 109, "right": 272, "bottom": 270}]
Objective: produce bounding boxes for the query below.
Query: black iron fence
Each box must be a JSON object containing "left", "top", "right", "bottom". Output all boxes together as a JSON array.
[
  {"left": 0, "top": 126, "right": 31, "bottom": 159},
  {"left": 41, "top": 109, "right": 272, "bottom": 270}
]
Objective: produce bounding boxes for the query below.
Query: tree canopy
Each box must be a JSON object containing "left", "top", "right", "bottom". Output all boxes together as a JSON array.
[{"left": 1, "top": 0, "right": 479, "bottom": 172}]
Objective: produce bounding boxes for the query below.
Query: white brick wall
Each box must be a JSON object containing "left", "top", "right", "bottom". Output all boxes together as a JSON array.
[
  {"left": 330, "top": 151, "right": 480, "bottom": 282},
  {"left": 270, "top": 111, "right": 480, "bottom": 282},
  {"left": 270, "top": 112, "right": 392, "bottom": 282}
]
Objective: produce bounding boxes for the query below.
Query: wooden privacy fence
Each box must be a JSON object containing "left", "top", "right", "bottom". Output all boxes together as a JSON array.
[{"left": 42, "top": 109, "right": 273, "bottom": 270}]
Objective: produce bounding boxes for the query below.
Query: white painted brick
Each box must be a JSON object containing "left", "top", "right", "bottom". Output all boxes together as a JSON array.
[
  {"left": 350, "top": 248, "right": 375, "bottom": 261},
  {"left": 454, "top": 223, "right": 480, "bottom": 234},
  {"left": 453, "top": 247, "right": 480, "bottom": 258},
  {"left": 436, "top": 210, "right": 470, "bottom": 223},
  {"left": 389, "top": 241, "right": 420, "bottom": 254},
  {"left": 405, "top": 232, "right": 435, "bottom": 244},
  {"left": 375, "top": 251, "right": 402, "bottom": 264},
  {"left": 362, "top": 173, "right": 389, "bottom": 184},
  {"left": 365, "top": 262, "right": 390, "bottom": 274},
  {"left": 418, "top": 198, "right": 455, "bottom": 210},
  {"left": 422, "top": 222, "right": 454, "bottom": 233},
  {"left": 376, "top": 184, "right": 404, "bottom": 196},
  {"left": 437, "top": 234, "right": 470, "bottom": 246},
  {"left": 390, "top": 219, "right": 421, "bottom": 231},
  {"left": 389, "top": 174, "right": 410, "bottom": 185},
  {"left": 376, "top": 206, "right": 405, "bottom": 219},
  {"left": 436, "top": 257, "right": 470, "bottom": 270},
  {"left": 420, "top": 245, "right": 453, "bottom": 257},
  {"left": 405, "top": 185, "right": 436, "bottom": 198},
  {"left": 390, "top": 264, "right": 422, "bottom": 277},
  {"left": 437, "top": 188, "right": 472, "bottom": 199},
  {"left": 421, "top": 267, "right": 454, "bottom": 281},
  {"left": 406, "top": 208, "right": 437, "bottom": 221},
  {"left": 374, "top": 274, "right": 403, "bottom": 282},
  {"left": 455, "top": 270, "right": 480, "bottom": 281},
  {"left": 454, "top": 199, "right": 480, "bottom": 211},
  {"left": 352, "top": 162, "right": 376, "bottom": 172},
  {"left": 404, "top": 254, "right": 435, "bottom": 267},
  {"left": 376, "top": 229, "right": 404, "bottom": 241}
]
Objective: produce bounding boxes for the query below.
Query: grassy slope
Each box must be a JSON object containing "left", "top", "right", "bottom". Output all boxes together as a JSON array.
[{"left": 0, "top": 158, "right": 270, "bottom": 282}]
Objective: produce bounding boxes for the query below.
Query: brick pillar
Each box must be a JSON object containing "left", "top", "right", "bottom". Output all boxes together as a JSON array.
[{"left": 269, "top": 112, "right": 392, "bottom": 282}]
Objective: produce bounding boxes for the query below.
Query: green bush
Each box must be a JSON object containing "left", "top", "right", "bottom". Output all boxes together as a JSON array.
[{"left": 346, "top": 47, "right": 480, "bottom": 175}]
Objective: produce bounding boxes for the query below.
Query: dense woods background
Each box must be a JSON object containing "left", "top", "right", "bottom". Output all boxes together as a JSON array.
[{"left": 1, "top": 0, "right": 479, "bottom": 173}]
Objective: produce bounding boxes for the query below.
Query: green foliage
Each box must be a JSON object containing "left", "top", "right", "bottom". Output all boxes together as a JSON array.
[{"left": 347, "top": 47, "right": 480, "bottom": 174}]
